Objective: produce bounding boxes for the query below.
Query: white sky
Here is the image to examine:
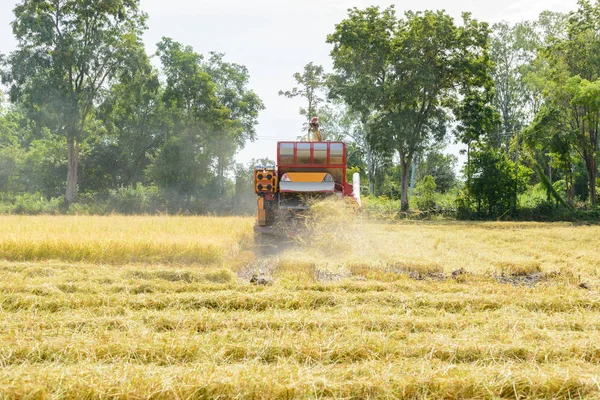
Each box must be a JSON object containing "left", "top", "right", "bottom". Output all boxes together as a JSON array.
[{"left": 0, "top": 0, "right": 579, "bottom": 166}]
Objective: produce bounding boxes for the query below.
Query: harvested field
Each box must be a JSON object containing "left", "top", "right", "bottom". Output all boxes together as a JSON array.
[{"left": 1, "top": 216, "right": 600, "bottom": 398}]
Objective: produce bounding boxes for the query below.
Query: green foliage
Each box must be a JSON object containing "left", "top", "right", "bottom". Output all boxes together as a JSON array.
[
  {"left": 98, "top": 56, "right": 165, "bottom": 189},
  {"left": 0, "top": 144, "right": 25, "bottom": 194},
  {"left": 346, "top": 166, "right": 360, "bottom": 184},
  {"left": 524, "top": 0, "right": 600, "bottom": 206},
  {"left": 279, "top": 63, "right": 326, "bottom": 136},
  {"left": 489, "top": 21, "right": 539, "bottom": 145},
  {"left": 532, "top": 161, "right": 572, "bottom": 210},
  {"left": 23, "top": 134, "right": 67, "bottom": 198},
  {"left": 2, "top": 193, "right": 63, "bottom": 215},
  {"left": 2, "top": 0, "right": 149, "bottom": 203},
  {"left": 106, "top": 184, "right": 161, "bottom": 215},
  {"left": 515, "top": 183, "right": 579, "bottom": 221},
  {"left": 1, "top": 2, "right": 599, "bottom": 221},
  {"left": 464, "top": 147, "right": 532, "bottom": 218},
  {"left": 416, "top": 175, "right": 437, "bottom": 210},
  {"left": 362, "top": 191, "right": 459, "bottom": 220},
  {"left": 418, "top": 151, "right": 458, "bottom": 193},
  {"left": 153, "top": 38, "right": 264, "bottom": 198},
  {"left": 328, "top": 6, "right": 495, "bottom": 210},
  {"left": 0, "top": 3, "right": 263, "bottom": 208},
  {"left": 362, "top": 195, "right": 402, "bottom": 220}
]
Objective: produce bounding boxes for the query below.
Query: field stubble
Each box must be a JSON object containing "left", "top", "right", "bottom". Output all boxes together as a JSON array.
[{"left": 1, "top": 213, "right": 600, "bottom": 399}]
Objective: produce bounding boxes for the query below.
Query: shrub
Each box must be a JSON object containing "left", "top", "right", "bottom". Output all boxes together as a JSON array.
[
  {"left": 106, "top": 184, "right": 162, "bottom": 214},
  {"left": 416, "top": 175, "right": 436, "bottom": 210},
  {"left": 11, "top": 193, "right": 63, "bottom": 215},
  {"left": 464, "top": 147, "right": 532, "bottom": 219}
]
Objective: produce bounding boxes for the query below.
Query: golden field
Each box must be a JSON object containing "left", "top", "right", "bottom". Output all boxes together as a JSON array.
[
  {"left": 0, "top": 216, "right": 254, "bottom": 264},
  {"left": 1, "top": 215, "right": 600, "bottom": 399}
]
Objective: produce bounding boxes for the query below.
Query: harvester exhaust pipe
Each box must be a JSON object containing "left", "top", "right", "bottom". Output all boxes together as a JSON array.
[{"left": 353, "top": 172, "right": 361, "bottom": 208}]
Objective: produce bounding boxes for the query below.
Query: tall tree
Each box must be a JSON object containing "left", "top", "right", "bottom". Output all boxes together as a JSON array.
[
  {"left": 328, "top": 6, "right": 494, "bottom": 210},
  {"left": 522, "top": 105, "right": 576, "bottom": 204},
  {"left": 1, "top": 0, "right": 148, "bottom": 204},
  {"left": 279, "top": 62, "right": 326, "bottom": 138},
  {"left": 151, "top": 37, "right": 223, "bottom": 195},
  {"left": 203, "top": 52, "right": 264, "bottom": 195},
  {"left": 528, "top": 0, "right": 600, "bottom": 205},
  {"left": 489, "top": 21, "right": 539, "bottom": 148},
  {"left": 99, "top": 55, "right": 165, "bottom": 188},
  {"left": 151, "top": 38, "right": 263, "bottom": 198}
]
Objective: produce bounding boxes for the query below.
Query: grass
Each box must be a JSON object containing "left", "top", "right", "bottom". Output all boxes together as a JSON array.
[{"left": 1, "top": 213, "right": 600, "bottom": 398}]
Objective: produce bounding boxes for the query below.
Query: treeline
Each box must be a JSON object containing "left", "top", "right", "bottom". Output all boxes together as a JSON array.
[
  {"left": 282, "top": 1, "right": 600, "bottom": 219},
  {"left": 1, "top": 0, "right": 600, "bottom": 219},
  {"left": 0, "top": 0, "right": 263, "bottom": 214}
]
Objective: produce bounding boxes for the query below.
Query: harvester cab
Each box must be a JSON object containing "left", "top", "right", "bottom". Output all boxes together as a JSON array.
[{"left": 254, "top": 135, "right": 360, "bottom": 234}]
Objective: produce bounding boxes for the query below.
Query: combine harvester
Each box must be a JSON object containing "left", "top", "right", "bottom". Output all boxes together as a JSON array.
[{"left": 253, "top": 118, "right": 361, "bottom": 236}]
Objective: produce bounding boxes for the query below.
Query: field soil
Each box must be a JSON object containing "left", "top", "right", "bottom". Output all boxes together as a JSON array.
[{"left": 1, "top": 216, "right": 600, "bottom": 399}]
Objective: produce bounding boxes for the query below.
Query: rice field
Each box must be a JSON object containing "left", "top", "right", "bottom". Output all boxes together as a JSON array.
[
  {"left": 0, "top": 216, "right": 254, "bottom": 264},
  {"left": 1, "top": 215, "right": 600, "bottom": 399}
]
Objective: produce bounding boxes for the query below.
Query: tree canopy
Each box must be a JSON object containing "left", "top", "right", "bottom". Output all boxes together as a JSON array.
[
  {"left": 2, "top": 0, "right": 148, "bottom": 203},
  {"left": 327, "top": 6, "right": 495, "bottom": 210},
  {"left": 1, "top": 0, "right": 600, "bottom": 218}
]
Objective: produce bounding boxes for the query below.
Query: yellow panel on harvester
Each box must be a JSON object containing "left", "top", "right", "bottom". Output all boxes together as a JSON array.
[
  {"left": 254, "top": 168, "right": 277, "bottom": 193},
  {"left": 257, "top": 197, "right": 267, "bottom": 226},
  {"left": 283, "top": 172, "right": 327, "bottom": 182}
]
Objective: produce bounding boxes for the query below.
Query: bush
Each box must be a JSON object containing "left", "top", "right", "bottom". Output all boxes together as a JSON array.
[
  {"left": 106, "top": 184, "right": 162, "bottom": 214},
  {"left": 415, "top": 175, "right": 436, "bottom": 210},
  {"left": 464, "top": 147, "right": 532, "bottom": 219},
  {"left": 11, "top": 193, "right": 63, "bottom": 215},
  {"left": 362, "top": 195, "right": 402, "bottom": 220}
]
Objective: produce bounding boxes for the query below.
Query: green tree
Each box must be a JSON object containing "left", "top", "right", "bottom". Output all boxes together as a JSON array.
[
  {"left": 279, "top": 62, "right": 326, "bottom": 138},
  {"left": 152, "top": 38, "right": 224, "bottom": 195},
  {"left": 99, "top": 56, "right": 166, "bottom": 189},
  {"left": 528, "top": 0, "right": 600, "bottom": 205},
  {"left": 1, "top": 0, "right": 148, "bottom": 204},
  {"left": 465, "top": 146, "right": 531, "bottom": 218},
  {"left": 416, "top": 175, "right": 437, "bottom": 210},
  {"left": 523, "top": 104, "right": 577, "bottom": 204},
  {"left": 489, "top": 21, "right": 539, "bottom": 148},
  {"left": 328, "top": 7, "right": 494, "bottom": 210},
  {"left": 419, "top": 151, "right": 458, "bottom": 193},
  {"left": 151, "top": 38, "right": 263, "bottom": 200},
  {"left": 203, "top": 52, "right": 264, "bottom": 195}
]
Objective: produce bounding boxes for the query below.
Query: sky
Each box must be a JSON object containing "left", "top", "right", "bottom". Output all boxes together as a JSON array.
[{"left": 0, "top": 0, "right": 579, "bottom": 166}]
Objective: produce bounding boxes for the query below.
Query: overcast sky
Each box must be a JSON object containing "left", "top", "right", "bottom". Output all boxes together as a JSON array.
[{"left": 0, "top": 0, "right": 579, "bottom": 165}]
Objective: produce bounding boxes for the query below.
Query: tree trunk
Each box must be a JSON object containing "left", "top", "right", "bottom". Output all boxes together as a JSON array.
[
  {"left": 512, "top": 131, "right": 520, "bottom": 215},
  {"left": 567, "top": 165, "right": 574, "bottom": 206},
  {"left": 366, "top": 145, "right": 375, "bottom": 195},
  {"left": 217, "top": 155, "right": 223, "bottom": 197},
  {"left": 466, "top": 143, "right": 471, "bottom": 189},
  {"left": 409, "top": 156, "right": 417, "bottom": 197},
  {"left": 586, "top": 156, "right": 597, "bottom": 206},
  {"left": 400, "top": 156, "right": 412, "bottom": 211},
  {"left": 66, "top": 138, "right": 79, "bottom": 204}
]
